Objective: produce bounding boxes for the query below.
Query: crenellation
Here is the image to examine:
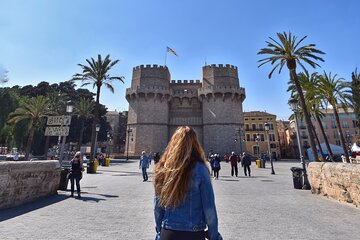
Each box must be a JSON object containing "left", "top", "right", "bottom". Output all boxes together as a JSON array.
[{"left": 190, "top": 80, "right": 194, "bottom": 83}]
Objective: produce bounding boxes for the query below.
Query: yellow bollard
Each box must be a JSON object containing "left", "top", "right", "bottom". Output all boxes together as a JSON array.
[
  {"left": 256, "top": 159, "right": 261, "bottom": 168},
  {"left": 94, "top": 160, "right": 98, "bottom": 173},
  {"left": 105, "top": 157, "right": 111, "bottom": 166}
]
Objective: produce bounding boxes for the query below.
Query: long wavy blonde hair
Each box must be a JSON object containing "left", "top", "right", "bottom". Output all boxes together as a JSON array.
[{"left": 154, "top": 126, "right": 208, "bottom": 208}]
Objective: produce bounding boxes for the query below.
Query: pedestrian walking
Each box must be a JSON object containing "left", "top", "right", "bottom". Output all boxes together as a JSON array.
[
  {"left": 153, "top": 126, "right": 222, "bottom": 240},
  {"left": 241, "top": 152, "right": 251, "bottom": 177},
  {"left": 229, "top": 151, "right": 238, "bottom": 177},
  {"left": 69, "top": 151, "right": 83, "bottom": 198},
  {"left": 223, "top": 153, "right": 229, "bottom": 163},
  {"left": 139, "top": 151, "right": 150, "bottom": 181},
  {"left": 153, "top": 152, "right": 161, "bottom": 164},
  {"left": 213, "top": 154, "right": 221, "bottom": 180}
]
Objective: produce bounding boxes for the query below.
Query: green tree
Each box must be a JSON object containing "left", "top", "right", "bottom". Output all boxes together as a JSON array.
[
  {"left": 288, "top": 72, "right": 332, "bottom": 161},
  {"left": 74, "top": 97, "right": 94, "bottom": 150},
  {"left": 351, "top": 68, "right": 360, "bottom": 130},
  {"left": 318, "top": 71, "right": 352, "bottom": 162},
  {"left": 71, "top": 54, "right": 124, "bottom": 161},
  {"left": 7, "top": 96, "right": 52, "bottom": 160},
  {"left": 258, "top": 31, "right": 325, "bottom": 161}
]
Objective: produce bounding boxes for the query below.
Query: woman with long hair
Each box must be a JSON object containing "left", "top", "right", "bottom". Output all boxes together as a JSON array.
[{"left": 153, "top": 126, "right": 221, "bottom": 240}]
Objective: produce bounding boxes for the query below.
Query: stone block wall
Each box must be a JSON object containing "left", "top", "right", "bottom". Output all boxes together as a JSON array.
[
  {"left": 308, "top": 162, "right": 360, "bottom": 207},
  {"left": 0, "top": 160, "right": 61, "bottom": 210}
]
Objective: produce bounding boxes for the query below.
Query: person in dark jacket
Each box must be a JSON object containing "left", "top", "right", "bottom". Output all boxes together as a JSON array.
[
  {"left": 241, "top": 152, "right": 251, "bottom": 177},
  {"left": 229, "top": 151, "right": 238, "bottom": 177},
  {"left": 213, "top": 154, "right": 221, "bottom": 180},
  {"left": 69, "top": 151, "right": 83, "bottom": 198}
]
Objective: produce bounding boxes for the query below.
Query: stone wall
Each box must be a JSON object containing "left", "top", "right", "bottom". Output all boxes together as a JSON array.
[
  {"left": 0, "top": 160, "right": 61, "bottom": 210},
  {"left": 308, "top": 162, "right": 360, "bottom": 207}
]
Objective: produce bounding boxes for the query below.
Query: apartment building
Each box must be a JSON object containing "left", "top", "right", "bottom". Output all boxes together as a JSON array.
[{"left": 243, "top": 111, "right": 280, "bottom": 159}]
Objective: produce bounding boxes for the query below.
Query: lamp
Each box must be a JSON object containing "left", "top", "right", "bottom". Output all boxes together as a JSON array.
[
  {"left": 93, "top": 124, "right": 101, "bottom": 160},
  {"left": 59, "top": 100, "right": 74, "bottom": 165},
  {"left": 264, "top": 122, "right": 275, "bottom": 175},
  {"left": 289, "top": 98, "right": 310, "bottom": 190},
  {"left": 126, "top": 127, "right": 133, "bottom": 161}
]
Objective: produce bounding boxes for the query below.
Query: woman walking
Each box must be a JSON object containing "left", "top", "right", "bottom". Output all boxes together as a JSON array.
[
  {"left": 69, "top": 151, "right": 83, "bottom": 198},
  {"left": 153, "top": 126, "right": 222, "bottom": 240}
]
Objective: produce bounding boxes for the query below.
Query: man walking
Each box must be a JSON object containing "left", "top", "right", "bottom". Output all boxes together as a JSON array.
[
  {"left": 139, "top": 151, "right": 150, "bottom": 181},
  {"left": 229, "top": 151, "right": 238, "bottom": 177},
  {"left": 241, "top": 152, "right": 251, "bottom": 177}
]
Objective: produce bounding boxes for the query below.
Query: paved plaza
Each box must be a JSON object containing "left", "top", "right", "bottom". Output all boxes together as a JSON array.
[{"left": 1, "top": 160, "right": 359, "bottom": 240}]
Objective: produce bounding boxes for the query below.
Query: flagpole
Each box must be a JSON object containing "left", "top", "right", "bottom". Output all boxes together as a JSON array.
[{"left": 165, "top": 48, "right": 168, "bottom": 66}]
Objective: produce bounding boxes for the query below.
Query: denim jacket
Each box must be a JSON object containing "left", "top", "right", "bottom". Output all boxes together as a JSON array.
[
  {"left": 154, "top": 162, "right": 220, "bottom": 240},
  {"left": 139, "top": 155, "right": 150, "bottom": 168}
]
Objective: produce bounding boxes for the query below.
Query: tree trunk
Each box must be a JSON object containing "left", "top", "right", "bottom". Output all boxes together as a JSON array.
[
  {"left": 315, "top": 113, "right": 334, "bottom": 161},
  {"left": 25, "top": 125, "right": 36, "bottom": 161},
  {"left": 44, "top": 136, "right": 50, "bottom": 159},
  {"left": 90, "top": 86, "right": 101, "bottom": 161},
  {"left": 334, "top": 107, "right": 350, "bottom": 163},
  {"left": 312, "top": 122, "right": 325, "bottom": 161},
  {"left": 289, "top": 69, "right": 319, "bottom": 161},
  {"left": 78, "top": 117, "right": 85, "bottom": 151}
]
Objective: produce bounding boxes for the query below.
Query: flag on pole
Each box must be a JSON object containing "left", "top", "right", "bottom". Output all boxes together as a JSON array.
[{"left": 167, "top": 46, "right": 178, "bottom": 56}]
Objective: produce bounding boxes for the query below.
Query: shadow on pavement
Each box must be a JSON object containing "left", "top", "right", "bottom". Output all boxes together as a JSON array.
[
  {"left": 77, "top": 196, "right": 106, "bottom": 202},
  {"left": 0, "top": 194, "right": 68, "bottom": 222}
]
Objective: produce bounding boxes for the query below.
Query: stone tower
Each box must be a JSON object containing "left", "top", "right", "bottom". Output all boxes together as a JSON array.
[
  {"left": 125, "top": 64, "right": 246, "bottom": 156},
  {"left": 125, "top": 64, "right": 171, "bottom": 155},
  {"left": 200, "top": 64, "right": 245, "bottom": 154}
]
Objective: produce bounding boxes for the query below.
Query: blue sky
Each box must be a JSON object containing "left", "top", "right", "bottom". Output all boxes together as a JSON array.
[{"left": 1, "top": 0, "right": 359, "bottom": 119}]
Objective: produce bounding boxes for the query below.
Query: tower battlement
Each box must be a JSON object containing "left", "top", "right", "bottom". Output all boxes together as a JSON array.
[
  {"left": 203, "top": 64, "right": 237, "bottom": 70},
  {"left": 170, "top": 80, "right": 201, "bottom": 84},
  {"left": 133, "top": 64, "right": 167, "bottom": 70}
]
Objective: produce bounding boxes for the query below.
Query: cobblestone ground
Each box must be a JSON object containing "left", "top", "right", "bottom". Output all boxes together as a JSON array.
[{"left": 1, "top": 160, "right": 360, "bottom": 240}]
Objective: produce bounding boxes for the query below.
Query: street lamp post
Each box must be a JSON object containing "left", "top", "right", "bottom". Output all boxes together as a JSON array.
[
  {"left": 126, "top": 127, "right": 132, "bottom": 161},
  {"left": 255, "top": 133, "right": 260, "bottom": 159},
  {"left": 93, "top": 124, "right": 101, "bottom": 159},
  {"left": 264, "top": 122, "right": 275, "bottom": 175},
  {"left": 59, "top": 100, "right": 74, "bottom": 166},
  {"left": 289, "top": 98, "right": 311, "bottom": 189}
]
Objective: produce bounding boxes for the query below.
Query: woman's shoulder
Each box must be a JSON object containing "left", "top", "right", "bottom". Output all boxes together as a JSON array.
[{"left": 194, "top": 162, "right": 209, "bottom": 175}]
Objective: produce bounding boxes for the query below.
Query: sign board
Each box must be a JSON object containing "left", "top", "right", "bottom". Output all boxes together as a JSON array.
[
  {"left": 47, "top": 115, "right": 71, "bottom": 126},
  {"left": 45, "top": 126, "right": 70, "bottom": 136}
]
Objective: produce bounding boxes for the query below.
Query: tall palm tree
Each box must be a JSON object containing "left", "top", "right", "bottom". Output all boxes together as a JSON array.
[
  {"left": 288, "top": 72, "right": 332, "bottom": 161},
  {"left": 74, "top": 97, "right": 94, "bottom": 150},
  {"left": 71, "top": 54, "right": 124, "bottom": 161},
  {"left": 7, "top": 96, "right": 52, "bottom": 161},
  {"left": 351, "top": 68, "right": 360, "bottom": 131},
  {"left": 318, "top": 71, "right": 352, "bottom": 162},
  {"left": 258, "top": 31, "right": 325, "bottom": 161}
]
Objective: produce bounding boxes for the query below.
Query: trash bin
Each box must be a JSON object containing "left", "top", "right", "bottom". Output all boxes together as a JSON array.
[
  {"left": 58, "top": 168, "right": 70, "bottom": 190},
  {"left": 290, "top": 167, "right": 303, "bottom": 189},
  {"left": 87, "top": 161, "right": 94, "bottom": 174},
  {"left": 256, "top": 159, "right": 261, "bottom": 168},
  {"left": 94, "top": 160, "right": 98, "bottom": 173}
]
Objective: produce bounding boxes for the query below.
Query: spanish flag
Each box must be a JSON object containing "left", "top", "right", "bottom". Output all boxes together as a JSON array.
[{"left": 167, "top": 46, "right": 178, "bottom": 56}]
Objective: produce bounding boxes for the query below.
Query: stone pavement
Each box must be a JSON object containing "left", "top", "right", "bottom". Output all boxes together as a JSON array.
[{"left": 1, "top": 160, "right": 359, "bottom": 240}]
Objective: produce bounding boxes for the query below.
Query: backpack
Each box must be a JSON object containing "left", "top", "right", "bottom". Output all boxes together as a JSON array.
[{"left": 213, "top": 160, "right": 220, "bottom": 168}]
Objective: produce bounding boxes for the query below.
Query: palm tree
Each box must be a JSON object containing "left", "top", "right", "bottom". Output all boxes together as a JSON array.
[
  {"left": 288, "top": 72, "right": 332, "bottom": 161},
  {"left": 71, "top": 54, "right": 124, "bottom": 161},
  {"left": 7, "top": 96, "right": 52, "bottom": 161},
  {"left": 351, "top": 68, "right": 360, "bottom": 130},
  {"left": 318, "top": 71, "right": 352, "bottom": 162},
  {"left": 74, "top": 97, "right": 94, "bottom": 150},
  {"left": 258, "top": 31, "right": 325, "bottom": 161}
]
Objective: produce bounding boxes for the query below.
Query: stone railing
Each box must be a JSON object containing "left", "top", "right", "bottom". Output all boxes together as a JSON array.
[
  {"left": 0, "top": 160, "right": 61, "bottom": 210},
  {"left": 308, "top": 162, "right": 360, "bottom": 207}
]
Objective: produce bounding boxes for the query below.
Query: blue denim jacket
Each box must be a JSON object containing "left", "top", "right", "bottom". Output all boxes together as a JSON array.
[{"left": 154, "top": 162, "right": 220, "bottom": 240}]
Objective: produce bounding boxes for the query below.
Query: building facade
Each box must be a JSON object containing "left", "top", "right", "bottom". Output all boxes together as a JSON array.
[
  {"left": 277, "top": 120, "right": 296, "bottom": 159},
  {"left": 243, "top": 111, "right": 280, "bottom": 159},
  {"left": 294, "top": 108, "right": 358, "bottom": 151},
  {"left": 125, "top": 64, "right": 246, "bottom": 155},
  {"left": 105, "top": 111, "right": 127, "bottom": 154}
]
